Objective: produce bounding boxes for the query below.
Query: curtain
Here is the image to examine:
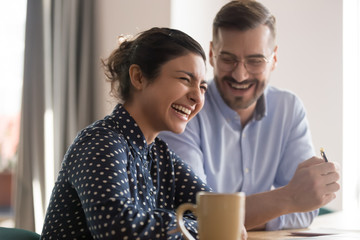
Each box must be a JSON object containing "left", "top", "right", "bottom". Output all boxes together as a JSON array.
[
  {"left": 15, "top": 0, "right": 96, "bottom": 232},
  {"left": 15, "top": 0, "right": 45, "bottom": 231},
  {"left": 52, "top": 0, "right": 96, "bottom": 175}
]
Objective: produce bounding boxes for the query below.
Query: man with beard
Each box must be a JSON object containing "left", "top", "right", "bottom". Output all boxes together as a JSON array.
[{"left": 160, "top": 0, "right": 340, "bottom": 231}]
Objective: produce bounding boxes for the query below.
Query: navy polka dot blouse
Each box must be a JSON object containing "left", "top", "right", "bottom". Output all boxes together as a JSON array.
[{"left": 41, "top": 104, "right": 211, "bottom": 239}]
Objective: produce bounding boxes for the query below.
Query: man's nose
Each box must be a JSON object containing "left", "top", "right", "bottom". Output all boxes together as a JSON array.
[{"left": 232, "top": 61, "right": 249, "bottom": 81}]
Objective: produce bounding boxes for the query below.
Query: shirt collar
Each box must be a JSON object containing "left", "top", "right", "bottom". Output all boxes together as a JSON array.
[
  {"left": 208, "top": 79, "right": 267, "bottom": 122},
  {"left": 111, "top": 104, "right": 154, "bottom": 155},
  {"left": 254, "top": 93, "right": 267, "bottom": 120}
]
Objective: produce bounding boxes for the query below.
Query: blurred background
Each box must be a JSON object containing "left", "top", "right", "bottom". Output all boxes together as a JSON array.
[{"left": 0, "top": 0, "right": 359, "bottom": 233}]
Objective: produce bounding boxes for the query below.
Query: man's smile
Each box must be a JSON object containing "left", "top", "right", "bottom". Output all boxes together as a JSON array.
[
  {"left": 224, "top": 78, "right": 257, "bottom": 92},
  {"left": 229, "top": 82, "right": 254, "bottom": 90}
]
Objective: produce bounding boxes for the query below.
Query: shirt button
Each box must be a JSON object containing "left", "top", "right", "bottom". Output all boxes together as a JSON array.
[{"left": 245, "top": 168, "right": 249, "bottom": 173}]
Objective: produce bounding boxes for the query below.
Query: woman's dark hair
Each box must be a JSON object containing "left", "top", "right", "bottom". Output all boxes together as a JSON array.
[
  {"left": 213, "top": 0, "right": 276, "bottom": 44},
  {"left": 103, "top": 27, "right": 206, "bottom": 101}
]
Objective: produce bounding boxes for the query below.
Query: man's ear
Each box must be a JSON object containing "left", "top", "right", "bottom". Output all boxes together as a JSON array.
[
  {"left": 209, "top": 41, "right": 215, "bottom": 67},
  {"left": 129, "top": 64, "right": 144, "bottom": 90},
  {"left": 271, "top": 45, "right": 278, "bottom": 71}
]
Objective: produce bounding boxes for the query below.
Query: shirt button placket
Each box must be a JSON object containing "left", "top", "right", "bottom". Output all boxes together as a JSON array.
[{"left": 241, "top": 126, "right": 251, "bottom": 192}]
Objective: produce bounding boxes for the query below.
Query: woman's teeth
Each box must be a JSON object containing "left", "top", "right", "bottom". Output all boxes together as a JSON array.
[{"left": 172, "top": 104, "right": 191, "bottom": 115}]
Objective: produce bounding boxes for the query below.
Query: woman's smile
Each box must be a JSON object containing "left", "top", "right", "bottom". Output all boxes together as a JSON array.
[{"left": 171, "top": 103, "right": 192, "bottom": 121}]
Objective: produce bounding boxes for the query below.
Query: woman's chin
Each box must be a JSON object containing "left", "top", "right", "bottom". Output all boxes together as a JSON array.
[{"left": 170, "top": 125, "right": 186, "bottom": 135}]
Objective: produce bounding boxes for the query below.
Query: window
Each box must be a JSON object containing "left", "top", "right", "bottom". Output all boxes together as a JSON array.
[
  {"left": 343, "top": 0, "right": 360, "bottom": 210},
  {"left": 0, "top": 0, "right": 27, "bottom": 227}
]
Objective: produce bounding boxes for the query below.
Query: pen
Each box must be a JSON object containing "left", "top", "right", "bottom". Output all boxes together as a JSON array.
[{"left": 320, "top": 147, "right": 328, "bottom": 162}]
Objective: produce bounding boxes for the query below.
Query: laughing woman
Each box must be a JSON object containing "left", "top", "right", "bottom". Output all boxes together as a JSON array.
[{"left": 40, "top": 27, "right": 211, "bottom": 239}]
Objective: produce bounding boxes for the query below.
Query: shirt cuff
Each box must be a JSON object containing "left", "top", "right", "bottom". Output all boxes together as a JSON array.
[{"left": 265, "top": 215, "right": 284, "bottom": 231}]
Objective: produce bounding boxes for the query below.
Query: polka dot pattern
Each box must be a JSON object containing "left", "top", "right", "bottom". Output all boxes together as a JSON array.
[{"left": 41, "top": 104, "right": 211, "bottom": 239}]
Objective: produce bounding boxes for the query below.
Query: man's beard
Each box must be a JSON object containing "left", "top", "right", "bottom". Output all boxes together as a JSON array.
[{"left": 217, "top": 76, "right": 266, "bottom": 110}]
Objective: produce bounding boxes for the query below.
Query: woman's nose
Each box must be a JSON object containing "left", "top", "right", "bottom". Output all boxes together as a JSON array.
[{"left": 188, "top": 86, "right": 202, "bottom": 104}]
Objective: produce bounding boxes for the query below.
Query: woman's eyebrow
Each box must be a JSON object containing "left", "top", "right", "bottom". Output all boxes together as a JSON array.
[
  {"left": 176, "top": 70, "right": 207, "bottom": 85},
  {"left": 176, "top": 70, "right": 194, "bottom": 78}
]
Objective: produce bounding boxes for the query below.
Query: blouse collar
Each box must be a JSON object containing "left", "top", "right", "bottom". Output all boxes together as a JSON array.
[{"left": 110, "top": 104, "right": 155, "bottom": 155}]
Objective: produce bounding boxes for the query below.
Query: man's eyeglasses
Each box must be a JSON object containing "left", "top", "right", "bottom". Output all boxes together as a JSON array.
[{"left": 215, "top": 52, "right": 273, "bottom": 74}]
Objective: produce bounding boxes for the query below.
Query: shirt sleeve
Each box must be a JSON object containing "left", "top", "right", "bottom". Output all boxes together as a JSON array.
[
  {"left": 266, "top": 209, "right": 319, "bottom": 230},
  {"left": 269, "top": 94, "right": 318, "bottom": 230},
  {"left": 159, "top": 117, "right": 207, "bottom": 183}
]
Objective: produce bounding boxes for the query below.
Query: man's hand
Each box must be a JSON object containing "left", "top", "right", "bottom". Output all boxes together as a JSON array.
[
  {"left": 282, "top": 156, "right": 341, "bottom": 213},
  {"left": 245, "top": 156, "right": 340, "bottom": 230}
]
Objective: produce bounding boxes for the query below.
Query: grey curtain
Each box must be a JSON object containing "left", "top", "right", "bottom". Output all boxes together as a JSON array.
[
  {"left": 15, "top": 0, "right": 45, "bottom": 231},
  {"left": 15, "top": 0, "right": 96, "bottom": 232},
  {"left": 52, "top": 0, "right": 96, "bottom": 174}
]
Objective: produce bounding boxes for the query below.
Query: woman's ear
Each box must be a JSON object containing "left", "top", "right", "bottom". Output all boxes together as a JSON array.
[{"left": 129, "top": 64, "right": 144, "bottom": 90}]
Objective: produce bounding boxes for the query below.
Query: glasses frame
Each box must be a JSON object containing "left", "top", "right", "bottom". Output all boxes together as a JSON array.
[{"left": 214, "top": 52, "right": 274, "bottom": 74}]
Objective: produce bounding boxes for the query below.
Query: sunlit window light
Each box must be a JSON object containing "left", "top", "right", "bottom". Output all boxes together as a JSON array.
[{"left": 343, "top": 0, "right": 360, "bottom": 210}]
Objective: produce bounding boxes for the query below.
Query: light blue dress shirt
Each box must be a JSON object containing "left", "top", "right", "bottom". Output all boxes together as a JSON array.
[{"left": 159, "top": 80, "right": 319, "bottom": 230}]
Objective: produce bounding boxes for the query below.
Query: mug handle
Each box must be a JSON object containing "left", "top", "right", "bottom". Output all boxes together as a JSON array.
[{"left": 176, "top": 203, "right": 197, "bottom": 240}]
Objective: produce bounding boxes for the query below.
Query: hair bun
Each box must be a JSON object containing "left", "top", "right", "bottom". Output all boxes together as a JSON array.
[{"left": 118, "top": 34, "right": 133, "bottom": 45}]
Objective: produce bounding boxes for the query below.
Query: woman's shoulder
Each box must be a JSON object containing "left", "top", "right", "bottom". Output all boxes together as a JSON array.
[
  {"left": 77, "top": 119, "right": 125, "bottom": 142},
  {"left": 62, "top": 120, "right": 128, "bottom": 161}
]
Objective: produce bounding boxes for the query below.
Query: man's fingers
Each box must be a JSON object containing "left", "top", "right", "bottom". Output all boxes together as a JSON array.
[
  {"left": 325, "top": 181, "right": 341, "bottom": 193},
  {"left": 322, "top": 171, "right": 340, "bottom": 183},
  {"left": 322, "top": 193, "right": 337, "bottom": 205},
  {"left": 298, "top": 157, "right": 325, "bottom": 169}
]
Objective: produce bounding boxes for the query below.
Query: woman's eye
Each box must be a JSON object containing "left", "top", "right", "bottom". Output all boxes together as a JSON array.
[
  {"left": 179, "top": 77, "right": 190, "bottom": 82},
  {"left": 200, "top": 85, "right": 208, "bottom": 92}
]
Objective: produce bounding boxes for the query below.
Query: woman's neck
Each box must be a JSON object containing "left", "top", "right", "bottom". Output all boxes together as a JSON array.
[{"left": 123, "top": 101, "right": 157, "bottom": 144}]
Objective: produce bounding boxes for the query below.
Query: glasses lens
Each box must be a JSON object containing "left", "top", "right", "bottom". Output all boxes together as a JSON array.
[
  {"left": 245, "top": 58, "right": 267, "bottom": 74},
  {"left": 217, "top": 54, "right": 270, "bottom": 74},
  {"left": 218, "top": 55, "right": 237, "bottom": 72}
]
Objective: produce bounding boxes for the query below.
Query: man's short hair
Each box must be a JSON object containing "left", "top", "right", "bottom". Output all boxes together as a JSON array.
[{"left": 213, "top": 0, "right": 276, "bottom": 44}]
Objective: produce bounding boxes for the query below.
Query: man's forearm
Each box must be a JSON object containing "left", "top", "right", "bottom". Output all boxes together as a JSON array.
[{"left": 245, "top": 187, "right": 291, "bottom": 230}]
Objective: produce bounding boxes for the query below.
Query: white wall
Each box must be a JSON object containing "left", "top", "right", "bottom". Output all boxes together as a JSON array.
[
  {"left": 95, "top": 0, "right": 344, "bottom": 211},
  {"left": 94, "top": 0, "right": 171, "bottom": 119},
  {"left": 171, "top": 0, "right": 228, "bottom": 80},
  {"left": 259, "top": 0, "right": 343, "bottom": 210}
]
